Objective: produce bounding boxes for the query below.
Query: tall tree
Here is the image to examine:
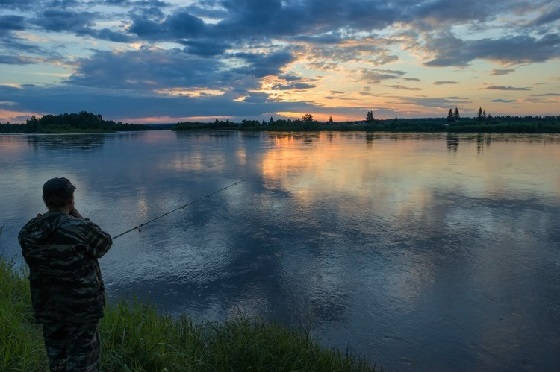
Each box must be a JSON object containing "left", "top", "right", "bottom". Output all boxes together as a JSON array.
[
  {"left": 478, "top": 107, "right": 483, "bottom": 120},
  {"left": 302, "top": 113, "right": 313, "bottom": 122},
  {"left": 328, "top": 115, "right": 333, "bottom": 123},
  {"left": 366, "top": 110, "right": 374, "bottom": 122},
  {"left": 447, "top": 109, "right": 454, "bottom": 122},
  {"left": 454, "top": 107, "right": 460, "bottom": 121}
]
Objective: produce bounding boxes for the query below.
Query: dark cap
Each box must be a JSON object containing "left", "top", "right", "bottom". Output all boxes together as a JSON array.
[{"left": 43, "top": 177, "right": 76, "bottom": 200}]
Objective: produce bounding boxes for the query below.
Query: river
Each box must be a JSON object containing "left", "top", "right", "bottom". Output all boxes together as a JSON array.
[{"left": 1, "top": 131, "right": 559, "bottom": 371}]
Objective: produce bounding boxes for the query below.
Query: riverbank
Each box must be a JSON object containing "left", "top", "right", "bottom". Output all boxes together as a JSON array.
[
  {"left": 0, "top": 259, "right": 376, "bottom": 371},
  {"left": 175, "top": 117, "right": 560, "bottom": 133}
]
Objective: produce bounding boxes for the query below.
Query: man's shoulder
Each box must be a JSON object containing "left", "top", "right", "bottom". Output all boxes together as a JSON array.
[{"left": 19, "top": 212, "right": 89, "bottom": 245}]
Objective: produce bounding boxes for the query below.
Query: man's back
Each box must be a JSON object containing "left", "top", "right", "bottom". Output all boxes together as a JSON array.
[{"left": 19, "top": 211, "right": 112, "bottom": 324}]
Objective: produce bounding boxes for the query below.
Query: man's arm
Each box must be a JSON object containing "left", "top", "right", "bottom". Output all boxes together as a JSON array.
[
  {"left": 83, "top": 220, "right": 113, "bottom": 258},
  {"left": 73, "top": 208, "right": 112, "bottom": 258}
]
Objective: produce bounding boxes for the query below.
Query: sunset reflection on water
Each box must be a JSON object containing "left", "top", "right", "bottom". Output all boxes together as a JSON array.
[{"left": 1, "top": 131, "right": 559, "bottom": 371}]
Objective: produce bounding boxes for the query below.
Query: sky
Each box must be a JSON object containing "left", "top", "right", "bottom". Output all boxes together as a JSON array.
[{"left": 0, "top": 0, "right": 559, "bottom": 123}]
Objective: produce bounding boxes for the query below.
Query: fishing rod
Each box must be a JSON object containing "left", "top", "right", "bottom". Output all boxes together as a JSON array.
[{"left": 112, "top": 179, "right": 243, "bottom": 240}]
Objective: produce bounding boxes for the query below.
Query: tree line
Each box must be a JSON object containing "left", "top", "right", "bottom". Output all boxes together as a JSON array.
[{"left": 0, "top": 111, "right": 152, "bottom": 133}]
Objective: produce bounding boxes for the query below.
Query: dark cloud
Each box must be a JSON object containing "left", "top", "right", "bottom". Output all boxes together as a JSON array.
[
  {"left": 0, "top": 55, "right": 39, "bottom": 64},
  {"left": 425, "top": 33, "right": 560, "bottom": 66},
  {"left": 306, "top": 41, "right": 398, "bottom": 66},
  {"left": 387, "top": 85, "right": 421, "bottom": 90},
  {"left": 486, "top": 85, "right": 531, "bottom": 91},
  {"left": 68, "top": 48, "right": 228, "bottom": 90},
  {"left": 491, "top": 68, "right": 515, "bottom": 75},
  {"left": 67, "top": 47, "right": 295, "bottom": 93},
  {"left": 181, "top": 39, "right": 230, "bottom": 56},
  {"left": 492, "top": 98, "right": 516, "bottom": 103},
  {"left": 104, "top": 0, "right": 168, "bottom": 6},
  {"left": 34, "top": 8, "right": 134, "bottom": 42},
  {"left": 412, "top": 0, "right": 495, "bottom": 23},
  {"left": 0, "top": 15, "right": 54, "bottom": 56},
  {"left": 0, "top": 83, "right": 370, "bottom": 120},
  {"left": 233, "top": 50, "right": 295, "bottom": 78},
  {"left": 91, "top": 28, "right": 134, "bottom": 42},
  {"left": 530, "top": 93, "right": 560, "bottom": 96},
  {"left": 404, "top": 77, "right": 421, "bottom": 82},
  {"left": 434, "top": 81, "right": 457, "bottom": 85},
  {"left": 397, "top": 96, "right": 471, "bottom": 108},
  {"left": 531, "top": 6, "right": 560, "bottom": 26},
  {"left": 0, "top": 16, "right": 25, "bottom": 36},
  {"left": 271, "top": 82, "right": 316, "bottom": 90},
  {"left": 213, "top": 0, "right": 398, "bottom": 40},
  {"left": 0, "top": 0, "right": 35, "bottom": 9},
  {"left": 361, "top": 68, "right": 406, "bottom": 83},
  {"left": 185, "top": 4, "right": 229, "bottom": 19},
  {"left": 129, "top": 8, "right": 206, "bottom": 40},
  {"left": 36, "top": 9, "right": 96, "bottom": 32}
]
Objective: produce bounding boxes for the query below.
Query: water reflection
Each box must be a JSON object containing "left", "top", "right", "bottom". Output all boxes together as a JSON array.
[
  {"left": 1, "top": 131, "right": 560, "bottom": 371},
  {"left": 26, "top": 134, "right": 108, "bottom": 151}
]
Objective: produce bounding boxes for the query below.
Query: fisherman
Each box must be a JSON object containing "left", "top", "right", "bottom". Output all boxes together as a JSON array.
[{"left": 18, "top": 177, "right": 112, "bottom": 372}]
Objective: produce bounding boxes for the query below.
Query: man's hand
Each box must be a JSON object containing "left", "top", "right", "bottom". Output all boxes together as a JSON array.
[{"left": 70, "top": 208, "right": 83, "bottom": 219}]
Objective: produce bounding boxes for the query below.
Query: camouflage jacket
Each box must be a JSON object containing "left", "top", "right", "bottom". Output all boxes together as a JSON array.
[{"left": 18, "top": 211, "right": 112, "bottom": 324}]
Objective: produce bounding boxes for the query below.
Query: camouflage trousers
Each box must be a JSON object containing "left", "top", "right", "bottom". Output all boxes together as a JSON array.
[{"left": 42, "top": 321, "right": 100, "bottom": 372}]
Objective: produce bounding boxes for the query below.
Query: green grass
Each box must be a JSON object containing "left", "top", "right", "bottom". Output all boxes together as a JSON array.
[{"left": 0, "top": 259, "right": 377, "bottom": 372}]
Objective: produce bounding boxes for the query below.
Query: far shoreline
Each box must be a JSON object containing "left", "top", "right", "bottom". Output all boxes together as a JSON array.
[
  {"left": 2, "top": 112, "right": 559, "bottom": 134},
  {"left": 3, "top": 127, "right": 560, "bottom": 134}
]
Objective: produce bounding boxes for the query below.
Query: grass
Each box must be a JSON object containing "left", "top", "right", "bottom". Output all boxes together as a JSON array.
[{"left": 0, "top": 259, "right": 377, "bottom": 372}]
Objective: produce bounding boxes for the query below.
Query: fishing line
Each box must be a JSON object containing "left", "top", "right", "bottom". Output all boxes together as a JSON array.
[{"left": 112, "top": 179, "right": 243, "bottom": 240}]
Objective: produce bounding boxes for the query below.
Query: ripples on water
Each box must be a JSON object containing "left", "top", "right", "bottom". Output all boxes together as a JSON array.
[{"left": 1, "top": 131, "right": 560, "bottom": 371}]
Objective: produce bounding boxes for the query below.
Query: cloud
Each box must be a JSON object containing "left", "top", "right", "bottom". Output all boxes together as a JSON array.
[
  {"left": 387, "top": 85, "right": 421, "bottom": 91},
  {"left": 397, "top": 96, "right": 471, "bottom": 108},
  {"left": 530, "top": 93, "right": 560, "bottom": 96},
  {"left": 0, "top": 0, "right": 34, "bottom": 9},
  {"left": 531, "top": 6, "right": 560, "bottom": 26},
  {"left": 66, "top": 47, "right": 296, "bottom": 96},
  {"left": 491, "top": 68, "right": 515, "bottom": 75},
  {"left": 0, "top": 15, "right": 25, "bottom": 36},
  {"left": 434, "top": 81, "right": 457, "bottom": 85},
  {"left": 36, "top": 9, "right": 96, "bottom": 32},
  {"left": 404, "top": 77, "right": 421, "bottom": 82},
  {"left": 410, "top": 0, "right": 534, "bottom": 25},
  {"left": 233, "top": 50, "right": 295, "bottom": 78},
  {"left": 271, "top": 82, "right": 316, "bottom": 90},
  {"left": 33, "top": 8, "right": 134, "bottom": 42},
  {"left": 307, "top": 42, "right": 399, "bottom": 66},
  {"left": 486, "top": 85, "right": 531, "bottom": 91},
  {"left": 130, "top": 7, "right": 206, "bottom": 40},
  {"left": 0, "top": 83, "right": 373, "bottom": 121},
  {"left": 425, "top": 33, "right": 560, "bottom": 66},
  {"left": 0, "top": 55, "right": 40, "bottom": 65},
  {"left": 361, "top": 68, "right": 406, "bottom": 83},
  {"left": 181, "top": 39, "right": 230, "bottom": 56},
  {"left": 212, "top": 0, "right": 398, "bottom": 40},
  {"left": 67, "top": 48, "right": 230, "bottom": 90},
  {"left": 492, "top": 98, "right": 516, "bottom": 103}
]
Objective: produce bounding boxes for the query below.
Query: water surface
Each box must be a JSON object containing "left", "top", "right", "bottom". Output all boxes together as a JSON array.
[{"left": 1, "top": 131, "right": 559, "bottom": 371}]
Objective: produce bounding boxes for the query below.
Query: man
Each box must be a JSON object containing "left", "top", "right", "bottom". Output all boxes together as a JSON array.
[{"left": 19, "top": 177, "right": 112, "bottom": 372}]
